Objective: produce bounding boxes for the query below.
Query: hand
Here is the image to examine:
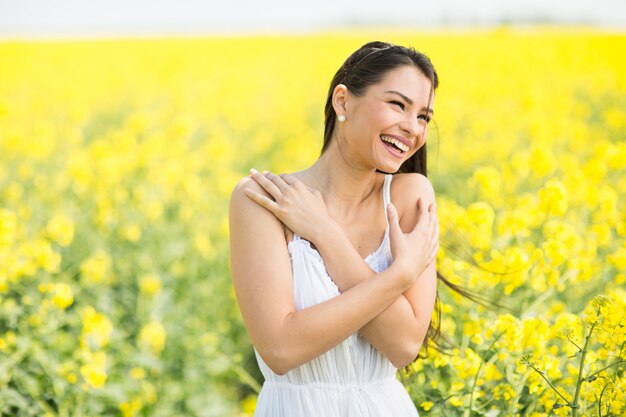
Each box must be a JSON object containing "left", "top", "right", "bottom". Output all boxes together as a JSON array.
[
  {"left": 387, "top": 199, "right": 439, "bottom": 289},
  {"left": 244, "top": 169, "right": 334, "bottom": 243}
]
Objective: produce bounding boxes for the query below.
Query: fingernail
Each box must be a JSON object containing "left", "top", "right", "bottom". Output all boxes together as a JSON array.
[
  {"left": 249, "top": 168, "right": 257, "bottom": 174},
  {"left": 262, "top": 170, "right": 269, "bottom": 175}
]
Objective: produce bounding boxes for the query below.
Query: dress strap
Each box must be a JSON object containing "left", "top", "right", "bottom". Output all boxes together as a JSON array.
[{"left": 383, "top": 174, "right": 393, "bottom": 226}]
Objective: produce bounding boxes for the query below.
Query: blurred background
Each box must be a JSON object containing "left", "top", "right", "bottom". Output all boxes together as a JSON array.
[
  {"left": 1, "top": 0, "right": 626, "bottom": 36},
  {"left": 1, "top": 1, "right": 625, "bottom": 417},
  {"left": 0, "top": 0, "right": 626, "bottom": 37}
]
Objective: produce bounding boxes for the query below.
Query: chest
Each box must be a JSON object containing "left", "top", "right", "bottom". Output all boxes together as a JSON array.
[{"left": 283, "top": 214, "right": 387, "bottom": 260}]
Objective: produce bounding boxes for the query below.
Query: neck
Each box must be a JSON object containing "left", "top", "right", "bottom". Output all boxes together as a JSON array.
[{"left": 305, "top": 140, "right": 381, "bottom": 220}]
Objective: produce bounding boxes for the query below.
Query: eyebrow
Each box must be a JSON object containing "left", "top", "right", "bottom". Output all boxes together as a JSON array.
[{"left": 384, "top": 90, "right": 434, "bottom": 115}]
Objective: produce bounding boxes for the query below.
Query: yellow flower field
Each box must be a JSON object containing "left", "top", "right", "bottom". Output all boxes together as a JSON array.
[{"left": 0, "top": 29, "right": 624, "bottom": 416}]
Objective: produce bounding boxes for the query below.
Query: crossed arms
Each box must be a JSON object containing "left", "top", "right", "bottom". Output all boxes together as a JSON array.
[{"left": 228, "top": 172, "right": 438, "bottom": 374}]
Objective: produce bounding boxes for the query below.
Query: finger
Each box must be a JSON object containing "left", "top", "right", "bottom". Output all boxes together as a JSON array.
[
  {"left": 433, "top": 204, "right": 439, "bottom": 239},
  {"left": 278, "top": 173, "right": 298, "bottom": 186},
  {"left": 428, "top": 204, "right": 437, "bottom": 238},
  {"left": 250, "top": 169, "right": 282, "bottom": 198},
  {"left": 243, "top": 187, "right": 280, "bottom": 215},
  {"left": 410, "top": 198, "right": 430, "bottom": 235},
  {"left": 262, "top": 170, "right": 290, "bottom": 194},
  {"left": 431, "top": 213, "right": 440, "bottom": 242},
  {"left": 429, "top": 241, "right": 439, "bottom": 264},
  {"left": 430, "top": 212, "right": 440, "bottom": 262},
  {"left": 387, "top": 202, "right": 403, "bottom": 245}
]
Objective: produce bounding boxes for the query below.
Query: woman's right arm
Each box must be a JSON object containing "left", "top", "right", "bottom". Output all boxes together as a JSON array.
[{"left": 229, "top": 177, "right": 412, "bottom": 375}]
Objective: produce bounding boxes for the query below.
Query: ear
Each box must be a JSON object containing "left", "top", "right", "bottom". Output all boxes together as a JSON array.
[{"left": 331, "top": 84, "right": 349, "bottom": 117}]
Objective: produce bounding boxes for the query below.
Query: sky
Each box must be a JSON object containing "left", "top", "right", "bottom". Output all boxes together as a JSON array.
[{"left": 0, "top": 0, "right": 625, "bottom": 37}]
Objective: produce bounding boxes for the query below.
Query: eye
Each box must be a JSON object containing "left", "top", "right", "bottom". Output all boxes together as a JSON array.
[
  {"left": 390, "top": 100, "right": 405, "bottom": 110},
  {"left": 418, "top": 114, "right": 432, "bottom": 123}
]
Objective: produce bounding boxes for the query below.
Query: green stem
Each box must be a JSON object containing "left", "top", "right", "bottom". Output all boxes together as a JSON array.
[
  {"left": 584, "top": 359, "right": 625, "bottom": 381},
  {"left": 527, "top": 363, "right": 571, "bottom": 405},
  {"left": 14, "top": 368, "right": 58, "bottom": 417},
  {"left": 33, "top": 347, "right": 67, "bottom": 417},
  {"left": 471, "top": 395, "right": 497, "bottom": 412},
  {"left": 232, "top": 363, "right": 262, "bottom": 394},
  {"left": 571, "top": 322, "right": 596, "bottom": 417},
  {"left": 526, "top": 287, "right": 555, "bottom": 316},
  {"left": 465, "top": 361, "right": 484, "bottom": 417},
  {"left": 466, "top": 332, "right": 505, "bottom": 417},
  {"left": 565, "top": 335, "right": 583, "bottom": 353},
  {"left": 218, "top": 351, "right": 262, "bottom": 393},
  {"left": 509, "top": 371, "right": 529, "bottom": 417},
  {"left": 598, "top": 380, "right": 609, "bottom": 417},
  {"left": 75, "top": 388, "right": 84, "bottom": 417}
]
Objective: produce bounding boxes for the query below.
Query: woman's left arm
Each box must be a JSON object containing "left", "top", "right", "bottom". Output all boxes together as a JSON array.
[
  {"left": 312, "top": 173, "right": 437, "bottom": 368},
  {"left": 246, "top": 170, "right": 438, "bottom": 368}
]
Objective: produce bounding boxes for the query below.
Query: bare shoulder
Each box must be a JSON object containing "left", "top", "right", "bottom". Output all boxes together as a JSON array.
[
  {"left": 230, "top": 174, "right": 293, "bottom": 237},
  {"left": 390, "top": 173, "right": 436, "bottom": 231},
  {"left": 230, "top": 175, "right": 270, "bottom": 206},
  {"left": 391, "top": 172, "right": 435, "bottom": 205},
  {"left": 229, "top": 175, "right": 288, "bottom": 253}
]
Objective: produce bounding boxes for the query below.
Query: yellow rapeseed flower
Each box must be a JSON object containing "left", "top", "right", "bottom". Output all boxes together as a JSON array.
[
  {"left": 448, "top": 395, "right": 464, "bottom": 407},
  {"left": 139, "top": 273, "right": 162, "bottom": 296},
  {"left": 420, "top": 401, "right": 434, "bottom": 411},
  {"left": 521, "top": 316, "right": 549, "bottom": 352},
  {"left": 452, "top": 348, "right": 481, "bottom": 379},
  {"left": 538, "top": 178, "right": 568, "bottom": 217},
  {"left": 18, "top": 239, "right": 61, "bottom": 274},
  {"left": 0, "top": 209, "right": 17, "bottom": 247},
  {"left": 139, "top": 320, "right": 167, "bottom": 355},
  {"left": 119, "top": 398, "right": 142, "bottom": 417},
  {"left": 529, "top": 144, "right": 556, "bottom": 178},
  {"left": 46, "top": 214, "right": 75, "bottom": 247},
  {"left": 468, "top": 166, "right": 502, "bottom": 203},
  {"left": 80, "top": 306, "right": 113, "bottom": 350},
  {"left": 51, "top": 283, "right": 74, "bottom": 309},
  {"left": 490, "top": 314, "right": 522, "bottom": 353},
  {"left": 607, "top": 245, "right": 626, "bottom": 270},
  {"left": 240, "top": 394, "right": 257, "bottom": 414},
  {"left": 194, "top": 233, "right": 215, "bottom": 260},
  {"left": 80, "top": 351, "right": 107, "bottom": 390},
  {"left": 120, "top": 224, "right": 142, "bottom": 242},
  {"left": 493, "top": 383, "right": 516, "bottom": 401},
  {"left": 80, "top": 249, "right": 113, "bottom": 284},
  {"left": 129, "top": 367, "right": 146, "bottom": 380}
]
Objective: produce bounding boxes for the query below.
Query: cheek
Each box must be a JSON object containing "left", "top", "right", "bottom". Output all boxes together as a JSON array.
[
  {"left": 420, "top": 125, "right": 430, "bottom": 144},
  {"left": 368, "top": 101, "right": 394, "bottom": 122}
]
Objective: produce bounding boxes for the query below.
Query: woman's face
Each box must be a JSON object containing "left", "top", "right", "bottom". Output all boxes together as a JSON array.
[{"left": 337, "top": 65, "right": 434, "bottom": 173}]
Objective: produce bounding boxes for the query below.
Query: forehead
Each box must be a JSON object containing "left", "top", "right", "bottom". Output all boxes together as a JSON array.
[{"left": 371, "top": 65, "right": 434, "bottom": 105}]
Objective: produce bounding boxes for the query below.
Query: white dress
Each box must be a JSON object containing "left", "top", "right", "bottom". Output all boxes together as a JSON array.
[{"left": 253, "top": 174, "right": 420, "bottom": 417}]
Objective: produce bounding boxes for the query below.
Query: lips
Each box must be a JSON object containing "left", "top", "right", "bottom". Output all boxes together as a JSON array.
[
  {"left": 382, "top": 134, "right": 412, "bottom": 149},
  {"left": 380, "top": 136, "right": 405, "bottom": 158}
]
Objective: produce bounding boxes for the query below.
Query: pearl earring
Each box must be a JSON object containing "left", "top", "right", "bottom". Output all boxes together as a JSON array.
[{"left": 338, "top": 114, "right": 346, "bottom": 122}]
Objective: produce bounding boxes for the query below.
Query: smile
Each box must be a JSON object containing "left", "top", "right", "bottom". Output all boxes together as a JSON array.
[{"left": 380, "top": 135, "right": 409, "bottom": 156}]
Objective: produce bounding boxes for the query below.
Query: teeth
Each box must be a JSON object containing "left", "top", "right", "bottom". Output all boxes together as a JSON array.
[{"left": 380, "top": 135, "right": 409, "bottom": 152}]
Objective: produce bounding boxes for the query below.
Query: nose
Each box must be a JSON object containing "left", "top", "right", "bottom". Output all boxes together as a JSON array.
[{"left": 399, "top": 114, "right": 422, "bottom": 141}]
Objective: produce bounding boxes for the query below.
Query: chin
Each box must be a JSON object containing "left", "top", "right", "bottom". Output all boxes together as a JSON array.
[{"left": 379, "top": 160, "right": 404, "bottom": 174}]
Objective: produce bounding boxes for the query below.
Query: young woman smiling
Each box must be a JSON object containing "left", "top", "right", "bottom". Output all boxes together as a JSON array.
[{"left": 229, "top": 41, "right": 440, "bottom": 416}]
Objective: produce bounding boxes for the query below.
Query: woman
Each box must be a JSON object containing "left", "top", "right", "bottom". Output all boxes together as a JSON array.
[{"left": 229, "top": 41, "right": 440, "bottom": 416}]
